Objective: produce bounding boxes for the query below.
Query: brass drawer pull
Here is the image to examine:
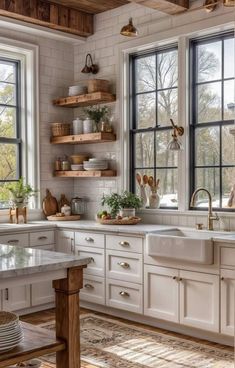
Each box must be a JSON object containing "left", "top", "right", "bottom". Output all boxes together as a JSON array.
[
  {"left": 119, "top": 241, "right": 130, "bottom": 247},
  {"left": 7, "top": 239, "right": 19, "bottom": 244},
  {"left": 172, "top": 276, "right": 177, "bottom": 280},
  {"left": 85, "top": 237, "right": 94, "bottom": 242},
  {"left": 38, "top": 236, "right": 48, "bottom": 240},
  {"left": 118, "top": 261, "right": 130, "bottom": 269},
  {"left": 84, "top": 283, "right": 94, "bottom": 289},
  {"left": 119, "top": 291, "right": 130, "bottom": 297}
]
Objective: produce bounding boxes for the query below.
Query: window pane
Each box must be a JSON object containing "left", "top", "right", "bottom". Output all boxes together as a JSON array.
[
  {"left": 0, "top": 61, "right": 16, "bottom": 84},
  {"left": 158, "top": 89, "right": 178, "bottom": 126},
  {"left": 136, "top": 92, "right": 156, "bottom": 128},
  {"left": 0, "top": 82, "right": 16, "bottom": 105},
  {"left": 136, "top": 55, "right": 156, "bottom": 93},
  {"left": 157, "top": 168, "right": 178, "bottom": 208},
  {"left": 0, "top": 144, "right": 18, "bottom": 180},
  {"left": 224, "top": 80, "right": 235, "bottom": 120},
  {"left": 156, "top": 130, "right": 178, "bottom": 167},
  {"left": 135, "top": 132, "right": 154, "bottom": 168},
  {"left": 197, "top": 82, "right": 221, "bottom": 123},
  {"left": 224, "top": 38, "right": 234, "bottom": 79},
  {"left": 157, "top": 49, "right": 178, "bottom": 89},
  {"left": 197, "top": 41, "right": 221, "bottom": 83},
  {"left": 195, "top": 126, "right": 219, "bottom": 166},
  {"left": 222, "top": 125, "right": 235, "bottom": 165},
  {"left": 222, "top": 167, "right": 235, "bottom": 208},
  {"left": 0, "top": 107, "right": 17, "bottom": 138},
  {"left": 195, "top": 168, "right": 220, "bottom": 208},
  {"left": 0, "top": 182, "right": 14, "bottom": 208}
]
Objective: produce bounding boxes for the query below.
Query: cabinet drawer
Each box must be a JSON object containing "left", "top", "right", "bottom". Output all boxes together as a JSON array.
[
  {"left": 106, "top": 279, "right": 142, "bottom": 314},
  {"left": 106, "top": 234, "right": 143, "bottom": 253},
  {"left": 106, "top": 250, "right": 142, "bottom": 284},
  {"left": 75, "top": 232, "right": 104, "bottom": 248},
  {"left": 30, "top": 231, "right": 55, "bottom": 247},
  {"left": 0, "top": 233, "right": 29, "bottom": 247},
  {"left": 80, "top": 275, "right": 105, "bottom": 305},
  {"left": 221, "top": 247, "right": 235, "bottom": 267},
  {"left": 75, "top": 245, "right": 104, "bottom": 277}
]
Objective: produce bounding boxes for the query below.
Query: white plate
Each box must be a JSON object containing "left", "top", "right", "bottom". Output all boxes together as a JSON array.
[
  {"left": 0, "top": 332, "right": 23, "bottom": 344},
  {"left": 0, "top": 337, "right": 23, "bottom": 351}
]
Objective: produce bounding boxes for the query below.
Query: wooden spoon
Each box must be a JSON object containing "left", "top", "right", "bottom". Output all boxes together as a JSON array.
[
  {"left": 136, "top": 173, "right": 142, "bottom": 186},
  {"left": 156, "top": 179, "right": 160, "bottom": 189},
  {"left": 143, "top": 174, "right": 148, "bottom": 186},
  {"left": 148, "top": 176, "right": 154, "bottom": 188}
]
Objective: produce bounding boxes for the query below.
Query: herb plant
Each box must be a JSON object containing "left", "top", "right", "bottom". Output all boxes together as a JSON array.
[
  {"left": 84, "top": 105, "right": 109, "bottom": 132},
  {"left": 5, "top": 177, "right": 37, "bottom": 206},
  {"left": 101, "top": 191, "right": 142, "bottom": 218}
]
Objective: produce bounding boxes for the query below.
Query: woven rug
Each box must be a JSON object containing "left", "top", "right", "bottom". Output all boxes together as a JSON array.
[{"left": 40, "top": 313, "right": 234, "bottom": 368}]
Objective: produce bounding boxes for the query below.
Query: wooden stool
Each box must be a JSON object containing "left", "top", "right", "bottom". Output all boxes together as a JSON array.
[{"left": 9, "top": 207, "right": 27, "bottom": 224}]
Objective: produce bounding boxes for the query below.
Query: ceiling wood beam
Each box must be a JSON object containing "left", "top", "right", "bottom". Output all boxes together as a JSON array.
[
  {"left": 129, "top": 0, "right": 189, "bottom": 14},
  {"left": 0, "top": 0, "right": 93, "bottom": 37}
]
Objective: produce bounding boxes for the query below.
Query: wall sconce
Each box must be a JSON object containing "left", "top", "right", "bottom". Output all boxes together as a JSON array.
[
  {"left": 81, "top": 54, "right": 99, "bottom": 74},
  {"left": 120, "top": 18, "right": 138, "bottom": 37},
  {"left": 167, "top": 119, "right": 184, "bottom": 151}
]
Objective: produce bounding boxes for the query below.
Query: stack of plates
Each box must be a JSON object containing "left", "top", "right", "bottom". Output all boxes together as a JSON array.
[
  {"left": 68, "top": 85, "right": 87, "bottom": 96},
  {"left": 0, "top": 311, "right": 23, "bottom": 352},
  {"left": 83, "top": 158, "right": 108, "bottom": 171}
]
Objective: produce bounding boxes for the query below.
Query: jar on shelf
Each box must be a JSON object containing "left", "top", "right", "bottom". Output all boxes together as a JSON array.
[
  {"left": 61, "top": 204, "right": 71, "bottom": 216},
  {"left": 55, "top": 157, "right": 61, "bottom": 171}
]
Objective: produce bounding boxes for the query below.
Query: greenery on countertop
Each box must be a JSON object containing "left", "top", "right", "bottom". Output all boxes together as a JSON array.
[{"left": 101, "top": 191, "right": 142, "bottom": 218}]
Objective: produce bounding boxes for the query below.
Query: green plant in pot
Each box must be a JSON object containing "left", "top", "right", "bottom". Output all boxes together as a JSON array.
[
  {"left": 5, "top": 177, "right": 37, "bottom": 208},
  {"left": 101, "top": 191, "right": 142, "bottom": 218},
  {"left": 84, "top": 105, "right": 109, "bottom": 132}
]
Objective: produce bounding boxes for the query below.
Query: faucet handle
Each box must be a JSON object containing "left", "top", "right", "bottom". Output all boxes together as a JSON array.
[{"left": 214, "top": 212, "right": 219, "bottom": 221}]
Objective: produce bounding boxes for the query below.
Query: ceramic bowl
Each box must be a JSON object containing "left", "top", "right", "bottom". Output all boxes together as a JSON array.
[
  {"left": 70, "top": 155, "right": 89, "bottom": 164},
  {"left": 71, "top": 164, "right": 83, "bottom": 171}
]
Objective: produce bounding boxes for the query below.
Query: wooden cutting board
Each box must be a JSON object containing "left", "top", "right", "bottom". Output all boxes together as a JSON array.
[{"left": 42, "top": 189, "right": 58, "bottom": 216}]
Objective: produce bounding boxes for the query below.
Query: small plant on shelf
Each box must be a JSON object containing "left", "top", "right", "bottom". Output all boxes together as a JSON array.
[
  {"left": 5, "top": 177, "right": 37, "bottom": 208},
  {"left": 84, "top": 105, "right": 109, "bottom": 132}
]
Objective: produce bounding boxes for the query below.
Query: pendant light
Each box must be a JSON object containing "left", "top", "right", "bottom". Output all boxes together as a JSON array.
[{"left": 120, "top": 18, "right": 138, "bottom": 37}]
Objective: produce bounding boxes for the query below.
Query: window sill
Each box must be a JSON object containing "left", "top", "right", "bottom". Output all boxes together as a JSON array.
[
  {"left": 0, "top": 208, "right": 43, "bottom": 222},
  {"left": 137, "top": 208, "right": 235, "bottom": 217}
]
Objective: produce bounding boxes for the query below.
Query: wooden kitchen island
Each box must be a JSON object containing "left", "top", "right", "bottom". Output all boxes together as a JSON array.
[{"left": 0, "top": 244, "right": 91, "bottom": 368}]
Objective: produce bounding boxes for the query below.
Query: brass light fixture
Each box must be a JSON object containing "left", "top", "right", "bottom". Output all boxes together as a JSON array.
[
  {"left": 81, "top": 53, "right": 99, "bottom": 74},
  {"left": 120, "top": 18, "right": 138, "bottom": 37},
  {"left": 167, "top": 119, "right": 184, "bottom": 151}
]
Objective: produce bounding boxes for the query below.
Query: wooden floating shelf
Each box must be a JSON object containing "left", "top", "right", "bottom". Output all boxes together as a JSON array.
[
  {"left": 54, "top": 170, "right": 116, "bottom": 178},
  {"left": 53, "top": 92, "right": 116, "bottom": 107},
  {"left": 51, "top": 132, "right": 116, "bottom": 144},
  {"left": 0, "top": 322, "right": 65, "bottom": 368}
]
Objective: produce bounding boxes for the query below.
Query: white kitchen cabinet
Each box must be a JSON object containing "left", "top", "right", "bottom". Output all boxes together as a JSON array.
[
  {"left": 31, "top": 244, "right": 55, "bottom": 306},
  {"left": 75, "top": 245, "right": 105, "bottom": 277},
  {"left": 0, "top": 233, "right": 29, "bottom": 247},
  {"left": 56, "top": 230, "right": 74, "bottom": 253},
  {"left": 144, "top": 265, "right": 179, "bottom": 323},
  {"left": 179, "top": 270, "right": 219, "bottom": 332},
  {"left": 75, "top": 232, "right": 104, "bottom": 248},
  {"left": 2, "top": 285, "right": 31, "bottom": 311},
  {"left": 80, "top": 275, "right": 105, "bottom": 305},
  {"left": 220, "top": 269, "right": 235, "bottom": 336},
  {"left": 106, "top": 234, "right": 143, "bottom": 253}
]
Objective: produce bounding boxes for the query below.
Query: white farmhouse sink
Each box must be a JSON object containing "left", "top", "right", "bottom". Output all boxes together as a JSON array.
[{"left": 146, "top": 228, "right": 218, "bottom": 264}]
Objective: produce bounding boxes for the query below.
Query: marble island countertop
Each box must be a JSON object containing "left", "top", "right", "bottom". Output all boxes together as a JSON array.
[{"left": 0, "top": 244, "right": 91, "bottom": 278}]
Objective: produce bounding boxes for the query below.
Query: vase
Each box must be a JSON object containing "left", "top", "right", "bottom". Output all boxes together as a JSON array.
[
  {"left": 149, "top": 191, "right": 160, "bottom": 209},
  {"left": 120, "top": 208, "right": 136, "bottom": 217},
  {"left": 140, "top": 185, "right": 147, "bottom": 208}
]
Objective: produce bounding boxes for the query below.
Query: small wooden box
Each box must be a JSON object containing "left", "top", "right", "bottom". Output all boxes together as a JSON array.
[{"left": 9, "top": 207, "right": 27, "bottom": 224}]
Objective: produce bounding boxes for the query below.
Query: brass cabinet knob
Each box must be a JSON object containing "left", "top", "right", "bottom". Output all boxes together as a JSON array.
[
  {"left": 119, "top": 241, "right": 130, "bottom": 247},
  {"left": 118, "top": 262, "right": 130, "bottom": 269},
  {"left": 85, "top": 237, "right": 94, "bottom": 242},
  {"left": 119, "top": 291, "right": 130, "bottom": 297},
  {"left": 84, "top": 284, "right": 94, "bottom": 289}
]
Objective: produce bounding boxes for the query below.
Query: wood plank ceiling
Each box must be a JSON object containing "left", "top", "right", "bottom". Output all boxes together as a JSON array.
[{"left": 49, "top": 0, "right": 130, "bottom": 14}]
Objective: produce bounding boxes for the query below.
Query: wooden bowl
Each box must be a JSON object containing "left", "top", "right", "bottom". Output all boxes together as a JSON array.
[{"left": 70, "top": 155, "right": 89, "bottom": 164}]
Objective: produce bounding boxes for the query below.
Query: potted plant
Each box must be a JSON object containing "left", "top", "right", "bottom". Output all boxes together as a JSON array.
[
  {"left": 5, "top": 177, "right": 37, "bottom": 208},
  {"left": 84, "top": 105, "right": 109, "bottom": 133},
  {"left": 101, "top": 191, "right": 142, "bottom": 218}
]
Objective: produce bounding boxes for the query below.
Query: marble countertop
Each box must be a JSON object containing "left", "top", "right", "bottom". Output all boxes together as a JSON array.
[{"left": 0, "top": 245, "right": 90, "bottom": 278}]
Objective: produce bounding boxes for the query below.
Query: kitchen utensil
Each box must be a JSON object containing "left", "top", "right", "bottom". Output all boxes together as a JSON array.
[
  {"left": 143, "top": 174, "right": 148, "bottom": 185},
  {"left": 71, "top": 197, "right": 86, "bottom": 215},
  {"left": 70, "top": 154, "right": 89, "bottom": 164},
  {"left": 136, "top": 173, "right": 142, "bottom": 186},
  {"left": 42, "top": 189, "right": 58, "bottom": 216},
  {"left": 148, "top": 176, "right": 154, "bottom": 188}
]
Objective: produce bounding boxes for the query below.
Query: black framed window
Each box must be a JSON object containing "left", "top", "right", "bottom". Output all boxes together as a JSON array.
[
  {"left": 190, "top": 32, "right": 235, "bottom": 210},
  {"left": 130, "top": 46, "right": 179, "bottom": 208},
  {"left": 0, "top": 58, "right": 21, "bottom": 207}
]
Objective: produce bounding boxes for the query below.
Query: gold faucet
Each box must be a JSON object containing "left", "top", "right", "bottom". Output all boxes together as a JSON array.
[{"left": 190, "top": 188, "right": 219, "bottom": 231}]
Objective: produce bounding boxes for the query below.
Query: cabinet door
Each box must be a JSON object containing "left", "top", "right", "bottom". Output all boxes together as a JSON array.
[
  {"left": 144, "top": 265, "right": 179, "bottom": 323},
  {"left": 56, "top": 230, "right": 74, "bottom": 253},
  {"left": 221, "top": 269, "right": 235, "bottom": 336},
  {"left": 179, "top": 270, "right": 219, "bottom": 332},
  {"left": 31, "top": 244, "right": 55, "bottom": 306},
  {"left": 75, "top": 245, "right": 104, "bottom": 277},
  {"left": 2, "top": 285, "right": 31, "bottom": 311}
]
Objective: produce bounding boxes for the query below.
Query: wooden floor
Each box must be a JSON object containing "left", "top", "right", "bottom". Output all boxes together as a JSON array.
[{"left": 21, "top": 308, "right": 233, "bottom": 368}]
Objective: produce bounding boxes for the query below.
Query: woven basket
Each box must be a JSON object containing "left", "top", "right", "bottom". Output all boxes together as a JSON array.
[
  {"left": 51, "top": 123, "right": 70, "bottom": 137},
  {"left": 97, "top": 217, "right": 141, "bottom": 225}
]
